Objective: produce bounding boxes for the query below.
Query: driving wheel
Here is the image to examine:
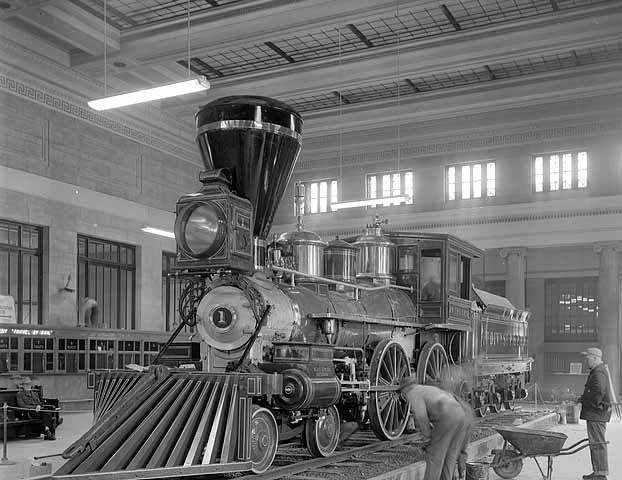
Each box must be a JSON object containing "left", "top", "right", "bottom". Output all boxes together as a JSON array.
[
  {"left": 492, "top": 450, "right": 523, "bottom": 479},
  {"left": 304, "top": 405, "right": 340, "bottom": 457},
  {"left": 417, "top": 342, "right": 451, "bottom": 386},
  {"left": 368, "top": 339, "right": 411, "bottom": 440},
  {"left": 250, "top": 406, "right": 278, "bottom": 474}
]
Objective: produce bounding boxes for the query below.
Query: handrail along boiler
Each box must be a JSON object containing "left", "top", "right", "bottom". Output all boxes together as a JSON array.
[{"left": 58, "top": 96, "right": 532, "bottom": 479}]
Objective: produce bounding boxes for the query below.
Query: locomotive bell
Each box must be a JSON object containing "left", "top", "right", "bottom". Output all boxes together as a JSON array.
[{"left": 353, "top": 216, "right": 396, "bottom": 284}]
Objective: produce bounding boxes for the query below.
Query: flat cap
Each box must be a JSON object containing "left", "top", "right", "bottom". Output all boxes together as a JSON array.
[{"left": 581, "top": 347, "right": 602, "bottom": 358}]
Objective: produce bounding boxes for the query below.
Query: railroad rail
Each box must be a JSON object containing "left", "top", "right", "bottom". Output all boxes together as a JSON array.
[{"left": 235, "top": 408, "right": 548, "bottom": 480}]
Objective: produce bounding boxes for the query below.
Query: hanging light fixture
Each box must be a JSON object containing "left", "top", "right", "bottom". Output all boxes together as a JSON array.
[
  {"left": 331, "top": 195, "right": 411, "bottom": 210},
  {"left": 88, "top": 77, "right": 210, "bottom": 111},
  {"left": 89, "top": 0, "right": 210, "bottom": 111},
  {"left": 141, "top": 227, "right": 175, "bottom": 238}
]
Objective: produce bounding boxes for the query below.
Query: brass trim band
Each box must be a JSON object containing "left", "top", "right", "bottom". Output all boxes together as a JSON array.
[{"left": 197, "top": 120, "right": 302, "bottom": 143}]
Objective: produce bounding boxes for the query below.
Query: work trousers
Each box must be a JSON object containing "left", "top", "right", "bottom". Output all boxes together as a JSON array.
[
  {"left": 586, "top": 420, "right": 608, "bottom": 475},
  {"left": 424, "top": 402, "right": 469, "bottom": 480},
  {"left": 27, "top": 408, "right": 56, "bottom": 435},
  {"left": 456, "top": 401, "right": 474, "bottom": 479}
]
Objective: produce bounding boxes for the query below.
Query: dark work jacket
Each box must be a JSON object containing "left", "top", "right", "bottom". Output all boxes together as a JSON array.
[
  {"left": 16, "top": 389, "right": 43, "bottom": 420},
  {"left": 580, "top": 362, "right": 611, "bottom": 422}
]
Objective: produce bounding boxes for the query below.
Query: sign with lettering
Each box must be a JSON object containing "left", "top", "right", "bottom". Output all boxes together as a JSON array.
[{"left": 0, "top": 327, "right": 54, "bottom": 336}]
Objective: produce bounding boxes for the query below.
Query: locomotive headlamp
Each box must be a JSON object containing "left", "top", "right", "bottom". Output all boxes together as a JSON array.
[{"left": 175, "top": 201, "right": 227, "bottom": 258}]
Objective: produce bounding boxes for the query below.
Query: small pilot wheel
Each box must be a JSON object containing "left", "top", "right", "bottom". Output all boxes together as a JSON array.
[
  {"left": 304, "top": 405, "right": 341, "bottom": 457},
  {"left": 492, "top": 450, "right": 523, "bottom": 479},
  {"left": 476, "top": 405, "right": 489, "bottom": 417},
  {"left": 250, "top": 406, "right": 278, "bottom": 474},
  {"left": 368, "top": 339, "right": 411, "bottom": 441},
  {"left": 504, "top": 398, "right": 517, "bottom": 411},
  {"left": 416, "top": 342, "right": 451, "bottom": 386},
  {"left": 489, "top": 392, "right": 503, "bottom": 413}
]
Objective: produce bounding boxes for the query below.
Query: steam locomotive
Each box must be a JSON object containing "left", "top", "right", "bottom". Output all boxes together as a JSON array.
[{"left": 58, "top": 96, "right": 531, "bottom": 478}]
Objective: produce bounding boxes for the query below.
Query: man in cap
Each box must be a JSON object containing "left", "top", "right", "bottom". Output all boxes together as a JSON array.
[
  {"left": 578, "top": 347, "right": 611, "bottom": 480},
  {"left": 399, "top": 375, "right": 472, "bottom": 480},
  {"left": 16, "top": 377, "right": 56, "bottom": 440}
]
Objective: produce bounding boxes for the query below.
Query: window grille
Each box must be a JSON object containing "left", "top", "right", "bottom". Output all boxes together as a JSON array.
[
  {"left": 366, "top": 170, "right": 414, "bottom": 206},
  {"left": 544, "top": 277, "right": 598, "bottom": 341},
  {"left": 446, "top": 162, "right": 495, "bottom": 201},
  {"left": 77, "top": 235, "right": 136, "bottom": 330},
  {"left": 0, "top": 219, "right": 43, "bottom": 324},
  {"left": 533, "top": 151, "right": 588, "bottom": 193}
]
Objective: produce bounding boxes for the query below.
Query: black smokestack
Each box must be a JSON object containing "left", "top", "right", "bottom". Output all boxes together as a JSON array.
[{"left": 195, "top": 96, "right": 303, "bottom": 239}]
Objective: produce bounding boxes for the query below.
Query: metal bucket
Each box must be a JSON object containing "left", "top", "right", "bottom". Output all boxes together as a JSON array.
[{"left": 466, "top": 461, "right": 490, "bottom": 480}]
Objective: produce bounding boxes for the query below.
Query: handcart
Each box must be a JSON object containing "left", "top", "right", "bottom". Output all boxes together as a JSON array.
[{"left": 490, "top": 426, "right": 608, "bottom": 480}]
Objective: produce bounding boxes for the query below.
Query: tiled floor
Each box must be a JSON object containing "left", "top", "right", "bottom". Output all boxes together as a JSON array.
[{"left": 0, "top": 411, "right": 92, "bottom": 479}]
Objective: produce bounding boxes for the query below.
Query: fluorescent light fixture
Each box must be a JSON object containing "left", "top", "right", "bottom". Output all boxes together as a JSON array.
[
  {"left": 142, "top": 227, "right": 175, "bottom": 239},
  {"left": 88, "top": 76, "right": 210, "bottom": 111},
  {"left": 331, "top": 195, "right": 410, "bottom": 211}
]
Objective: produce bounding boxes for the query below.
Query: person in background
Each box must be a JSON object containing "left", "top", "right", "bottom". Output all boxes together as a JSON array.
[
  {"left": 399, "top": 376, "right": 473, "bottom": 480},
  {"left": 16, "top": 377, "right": 56, "bottom": 440},
  {"left": 421, "top": 274, "right": 441, "bottom": 301},
  {"left": 578, "top": 347, "right": 611, "bottom": 480}
]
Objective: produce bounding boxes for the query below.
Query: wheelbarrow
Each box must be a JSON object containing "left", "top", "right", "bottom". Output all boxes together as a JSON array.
[{"left": 490, "top": 426, "right": 608, "bottom": 480}]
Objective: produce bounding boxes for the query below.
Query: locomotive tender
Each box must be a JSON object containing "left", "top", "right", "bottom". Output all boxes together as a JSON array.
[{"left": 58, "top": 96, "right": 531, "bottom": 479}]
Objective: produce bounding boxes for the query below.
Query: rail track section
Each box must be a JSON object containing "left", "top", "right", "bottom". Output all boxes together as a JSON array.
[{"left": 236, "top": 409, "right": 551, "bottom": 480}]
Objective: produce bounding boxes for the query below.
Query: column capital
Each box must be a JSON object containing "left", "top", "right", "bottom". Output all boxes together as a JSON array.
[
  {"left": 499, "top": 247, "right": 527, "bottom": 259},
  {"left": 593, "top": 242, "right": 622, "bottom": 255}
]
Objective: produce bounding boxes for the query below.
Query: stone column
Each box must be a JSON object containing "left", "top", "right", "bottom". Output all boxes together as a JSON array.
[
  {"left": 499, "top": 247, "right": 527, "bottom": 309},
  {"left": 594, "top": 243, "right": 621, "bottom": 398}
]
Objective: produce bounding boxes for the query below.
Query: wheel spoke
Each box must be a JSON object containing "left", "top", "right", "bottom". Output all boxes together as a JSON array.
[{"left": 377, "top": 392, "right": 392, "bottom": 412}]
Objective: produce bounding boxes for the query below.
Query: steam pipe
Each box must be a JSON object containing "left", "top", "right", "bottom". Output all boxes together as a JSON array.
[{"left": 271, "top": 265, "right": 413, "bottom": 293}]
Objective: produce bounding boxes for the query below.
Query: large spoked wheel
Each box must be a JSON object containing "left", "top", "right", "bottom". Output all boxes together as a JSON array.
[
  {"left": 492, "top": 450, "right": 523, "bottom": 479},
  {"left": 368, "top": 339, "right": 411, "bottom": 441},
  {"left": 250, "top": 406, "right": 278, "bottom": 474},
  {"left": 304, "top": 405, "right": 341, "bottom": 457},
  {"left": 417, "top": 342, "right": 451, "bottom": 386}
]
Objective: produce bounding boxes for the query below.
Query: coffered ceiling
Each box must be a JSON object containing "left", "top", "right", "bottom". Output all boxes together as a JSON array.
[{"left": 2, "top": 0, "right": 622, "bottom": 135}]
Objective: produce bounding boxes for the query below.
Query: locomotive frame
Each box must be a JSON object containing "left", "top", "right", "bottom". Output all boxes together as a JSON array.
[{"left": 58, "top": 96, "right": 531, "bottom": 479}]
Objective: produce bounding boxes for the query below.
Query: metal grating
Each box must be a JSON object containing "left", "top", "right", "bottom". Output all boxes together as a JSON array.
[
  {"left": 285, "top": 92, "right": 342, "bottom": 113},
  {"left": 286, "top": 41, "right": 622, "bottom": 113},
  {"left": 189, "top": 44, "right": 292, "bottom": 78},
  {"left": 175, "top": 0, "right": 613, "bottom": 80},
  {"left": 71, "top": 0, "right": 246, "bottom": 30},
  {"left": 275, "top": 28, "right": 362, "bottom": 62},
  {"left": 355, "top": 5, "right": 453, "bottom": 46},
  {"left": 489, "top": 42, "right": 622, "bottom": 79}
]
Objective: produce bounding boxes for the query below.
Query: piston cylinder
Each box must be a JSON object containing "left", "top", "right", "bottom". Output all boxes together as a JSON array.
[{"left": 274, "top": 369, "right": 341, "bottom": 410}]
